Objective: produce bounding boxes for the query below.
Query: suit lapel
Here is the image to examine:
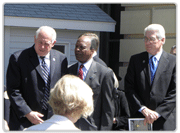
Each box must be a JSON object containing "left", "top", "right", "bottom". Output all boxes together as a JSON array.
[
  {"left": 142, "top": 52, "right": 151, "bottom": 85},
  {"left": 69, "top": 63, "right": 78, "bottom": 76},
  {"left": 50, "top": 51, "right": 56, "bottom": 81},
  {"left": 84, "top": 60, "right": 97, "bottom": 85},
  {"left": 29, "top": 45, "right": 44, "bottom": 80},
  {"left": 152, "top": 51, "right": 169, "bottom": 87}
]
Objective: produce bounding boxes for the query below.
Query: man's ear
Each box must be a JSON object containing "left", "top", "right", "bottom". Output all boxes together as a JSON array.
[
  {"left": 52, "top": 40, "right": 56, "bottom": 47},
  {"left": 161, "top": 38, "right": 165, "bottom": 45},
  {"left": 91, "top": 48, "right": 95, "bottom": 54}
]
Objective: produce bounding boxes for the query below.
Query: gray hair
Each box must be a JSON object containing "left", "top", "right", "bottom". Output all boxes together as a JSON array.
[
  {"left": 171, "top": 45, "right": 176, "bottom": 49},
  {"left": 144, "top": 24, "right": 166, "bottom": 43},
  {"left": 35, "top": 26, "right": 57, "bottom": 43}
]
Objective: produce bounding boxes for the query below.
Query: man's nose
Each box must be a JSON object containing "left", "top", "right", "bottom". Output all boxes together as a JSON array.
[
  {"left": 41, "top": 44, "right": 45, "bottom": 49},
  {"left": 75, "top": 47, "right": 80, "bottom": 51}
]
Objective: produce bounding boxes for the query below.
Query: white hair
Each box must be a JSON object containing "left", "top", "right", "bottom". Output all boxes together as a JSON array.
[
  {"left": 144, "top": 24, "right": 166, "bottom": 42},
  {"left": 48, "top": 74, "right": 94, "bottom": 118},
  {"left": 35, "top": 26, "right": 57, "bottom": 43}
]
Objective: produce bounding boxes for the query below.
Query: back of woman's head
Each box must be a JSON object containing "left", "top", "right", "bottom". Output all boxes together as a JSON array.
[{"left": 48, "top": 74, "right": 94, "bottom": 118}]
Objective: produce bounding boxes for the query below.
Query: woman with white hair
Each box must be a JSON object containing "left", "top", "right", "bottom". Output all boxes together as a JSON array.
[{"left": 25, "top": 74, "right": 94, "bottom": 131}]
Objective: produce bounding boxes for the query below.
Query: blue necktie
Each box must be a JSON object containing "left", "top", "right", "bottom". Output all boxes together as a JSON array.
[
  {"left": 40, "top": 56, "right": 50, "bottom": 110},
  {"left": 149, "top": 56, "right": 157, "bottom": 84}
]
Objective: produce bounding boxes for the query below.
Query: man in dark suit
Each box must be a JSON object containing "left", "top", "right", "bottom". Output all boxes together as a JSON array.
[
  {"left": 125, "top": 24, "right": 176, "bottom": 130},
  {"left": 78, "top": 33, "right": 129, "bottom": 130},
  {"left": 68, "top": 33, "right": 115, "bottom": 130},
  {"left": 6, "top": 26, "right": 68, "bottom": 130}
]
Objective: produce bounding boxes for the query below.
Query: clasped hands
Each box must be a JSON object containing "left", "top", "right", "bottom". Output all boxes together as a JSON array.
[{"left": 141, "top": 107, "right": 159, "bottom": 126}]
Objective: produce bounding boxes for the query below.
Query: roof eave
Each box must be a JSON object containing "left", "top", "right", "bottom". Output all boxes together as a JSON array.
[{"left": 4, "top": 16, "right": 116, "bottom": 32}]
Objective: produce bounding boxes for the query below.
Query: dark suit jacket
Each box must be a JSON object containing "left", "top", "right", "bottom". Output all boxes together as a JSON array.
[
  {"left": 68, "top": 60, "right": 115, "bottom": 130},
  {"left": 112, "top": 89, "right": 130, "bottom": 130},
  {"left": 125, "top": 51, "right": 176, "bottom": 130},
  {"left": 6, "top": 45, "right": 68, "bottom": 130},
  {"left": 4, "top": 86, "right": 10, "bottom": 124}
]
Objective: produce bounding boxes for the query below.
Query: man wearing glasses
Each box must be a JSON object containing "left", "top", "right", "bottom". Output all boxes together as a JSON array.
[{"left": 125, "top": 24, "right": 176, "bottom": 130}]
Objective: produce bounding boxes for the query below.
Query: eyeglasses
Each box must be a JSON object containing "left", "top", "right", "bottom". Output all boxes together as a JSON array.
[{"left": 143, "top": 37, "right": 158, "bottom": 43}]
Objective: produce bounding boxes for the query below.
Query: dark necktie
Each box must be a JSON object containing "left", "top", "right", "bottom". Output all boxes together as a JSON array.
[
  {"left": 149, "top": 56, "right": 157, "bottom": 84},
  {"left": 40, "top": 56, "right": 50, "bottom": 110},
  {"left": 78, "top": 64, "right": 84, "bottom": 80}
]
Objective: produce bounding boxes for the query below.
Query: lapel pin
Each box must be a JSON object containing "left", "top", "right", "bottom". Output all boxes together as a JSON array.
[{"left": 143, "top": 60, "right": 145, "bottom": 63}]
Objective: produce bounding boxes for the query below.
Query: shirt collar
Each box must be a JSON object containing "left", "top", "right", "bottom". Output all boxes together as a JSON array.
[
  {"left": 148, "top": 48, "right": 163, "bottom": 61},
  {"left": 47, "top": 115, "right": 75, "bottom": 126},
  {"left": 34, "top": 45, "right": 50, "bottom": 60},
  {"left": 78, "top": 58, "right": 93, "bottom": 71},
  {"left": 38, "top": 52, "right": 50, "bottom": 60},
  {"left": 92, "top": 51, "right": 97, "bottom": 57}
]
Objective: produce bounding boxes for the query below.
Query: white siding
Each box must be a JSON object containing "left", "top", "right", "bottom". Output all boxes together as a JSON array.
[
  {"left": 4, "top": 26, "right": 10, "bottom": 85},
  {"left": 9, "top": 27, "right": 35, "bottom": 56}
]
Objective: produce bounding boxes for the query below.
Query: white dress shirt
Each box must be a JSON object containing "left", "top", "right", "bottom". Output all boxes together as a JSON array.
[
  {"left": 148, "top": 48, "right": 163, "bottom": 67},
  {"left": 25, "top": 115, "right": 80, "bottom": 131},
  {"left": 38, "top": 52, "right": 50, "bottom": 72},
  {"left": 77, "top": 58, "right": 93, "bottom": 80},
  {"left": 92, "top": 51, "right": 97, "bottom": 57}
]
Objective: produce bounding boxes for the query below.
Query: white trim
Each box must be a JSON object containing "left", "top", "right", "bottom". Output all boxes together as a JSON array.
[
  {"left": 4, "top": 16, "right": 116, "bottom": 32},
  {"left": 54, "top": 42, "right": 71, "bottom": 65}
]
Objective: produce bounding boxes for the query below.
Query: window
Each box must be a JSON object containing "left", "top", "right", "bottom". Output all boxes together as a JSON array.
[
  {"left": 52, "top": 43, "right": 70, "bottom": 64},
  {"left": 53, "top": 45, "right": 65, "bottom": 53}
]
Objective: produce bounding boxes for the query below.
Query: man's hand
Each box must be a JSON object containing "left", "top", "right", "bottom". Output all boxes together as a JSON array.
[
  {"left": 113, "top": 118, "right": 117, "bottom": 124},
  {"left": 25, "top": 111, "right": 44, "bottom": 125},
  {"left": 141, "top": 107, "right": 159, "bottom": 126}
]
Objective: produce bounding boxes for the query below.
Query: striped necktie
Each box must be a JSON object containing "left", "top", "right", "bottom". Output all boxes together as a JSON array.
[
  {"left": 40, "top": 56, "right": 50, "bottom": 110},
  {"left": 78, "top": 64, "right": 84, "bottom": 80}
]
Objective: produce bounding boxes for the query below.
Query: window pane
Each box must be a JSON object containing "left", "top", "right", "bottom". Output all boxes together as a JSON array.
[{"left": 53, "top": 45, "right": 65, "bottom": 53}]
